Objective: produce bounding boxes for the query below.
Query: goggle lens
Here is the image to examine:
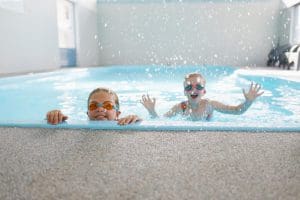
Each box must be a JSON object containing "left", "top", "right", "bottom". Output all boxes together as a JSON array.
[
  {"left": 102, "top": 102, "right": 114, "bottom": 110},
  {"left": 89, "top": 101, "right": 117, "bottom": 111},
  {"left": 184, "top": 85, "right": 193, "bottom": 91},
  {"left": 184, "top": 84, "right": 204, "bottom": 91},
  {"left": 196, "top": 84, "right": 204, "bottom": 90},
  {"left": 89, "top": 103, "right": 98, "bottom": 111}
]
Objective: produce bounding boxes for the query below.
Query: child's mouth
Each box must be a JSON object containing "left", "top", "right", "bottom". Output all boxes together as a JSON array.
[{"left": 190, "top": 94, "right": 199, "bottom": 99}]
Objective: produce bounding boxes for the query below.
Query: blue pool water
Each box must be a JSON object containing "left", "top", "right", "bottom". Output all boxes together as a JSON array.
[{"left": 0, "top": 65, "right": 299, "bottom": 132}]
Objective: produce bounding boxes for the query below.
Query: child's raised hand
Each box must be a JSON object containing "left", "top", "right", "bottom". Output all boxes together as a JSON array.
[
  {"left": 140, "top": 94, "right": 156, "bottom": 111},
  {"left": 140, "top": 94, "right": 158, "bottom": 118},
  {"left": 243, "top": 82, "right": 264, "bottom": 101},
  {"left": 46, "top": 110, "right": 68, "bottom": 125},
  {"left": 117, "top": 115, "right": 141, "bottom": 125}
]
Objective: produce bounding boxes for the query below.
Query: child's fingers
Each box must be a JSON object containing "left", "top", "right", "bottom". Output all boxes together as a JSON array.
[
  {"left": 118, "top": 115, "right": 139, "bottom": 125},
  {"left": 117, "top": 118, "right": 125, "bottom": 125},
  {"left": 58, "top": 112, "right": 63, "bottom": 123},
  {"left": 119, "top": 119, "right": 128, "bottom": 125},
  {"left": 249, "top": 82, "right": 254, "bottom": 92},
  {"left": 46, "top": 111, "right": 55, "bottom": 123},
  {"left": 130, "top": 115, "right": 141, "bottom": 124},
  {"left": 140, "top": 100, "right": 147, "bottom": 107},
  {"left": 53, "top": 111, "right": 59, "bottom": 125},
  {"left": 143, "top": 94, "right": 147, "bottom": 100},
  {"left": 133, "top": 116, "right": 141, "bottom": 123},
  {"left": 242, "top": 88, "right": 246, "bottom": 96},
  {"left": 46, "top": 110, "right": 66, "bottom": 125},
  {"left": 62, "top": 115, "right": 68, "bottom": 121},
  {"left": 50, "top": 112, "right": 56, "bottom": 124},
  {"left": 58, "top": 112, "right": 67, "bottom": 123},
  {"left": 257, "top": 91, "right": 264, "bottom": 97},
  {"left": 125, "top": 117, "right": 133, "bottom": 124},
  {"left": 256, "top": 84, "right": 261, "bottom": 91},
  {"left": 48, "top": 112, "right": 54, "bottom": 124}
]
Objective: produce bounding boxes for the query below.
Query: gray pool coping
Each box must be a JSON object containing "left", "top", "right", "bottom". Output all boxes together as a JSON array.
[
  {"left": 0, "top": 122, "right": 300, "bottom": 132},
  {"left": 1, "top": 127, "right": 299, "bottom": 200}
]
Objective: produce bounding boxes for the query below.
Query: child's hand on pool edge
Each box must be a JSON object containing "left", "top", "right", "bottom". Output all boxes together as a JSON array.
[
  {"left": 243, "top": 82, "right": 264, "bottom": 102},
  {"left": 117, "top": 115, "right": 141, "bottom": 125},
  {"left": 46, "top": 110, "right": 68, "bottom": 125}
]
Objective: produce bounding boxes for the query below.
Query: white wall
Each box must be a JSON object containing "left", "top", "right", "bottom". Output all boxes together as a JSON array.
[
  {"left": 97, "top": 0, "right": 282, "bottom": 67},
  {"left": 0, "top": 0, "right": 100, "bottom": 75},
  {"left": 0, "top": 0, "right": 60, "bottom": 74},
  {"left": 75, "top": 0, "right": 100, "bottom": 68},
  {"left": 278, "top": 7, "right": 292, "bottom": 45},
  {"left": 0, "top": 0, "right": 288, "bottom": 74}
]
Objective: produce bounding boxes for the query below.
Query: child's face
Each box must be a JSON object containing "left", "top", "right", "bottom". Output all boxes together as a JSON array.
[
  {"left": 184, "top": 76, "right": 206, "bottom": 102},
  {"left": 87, "top": 91, "right": 120, "bottom": 121}
]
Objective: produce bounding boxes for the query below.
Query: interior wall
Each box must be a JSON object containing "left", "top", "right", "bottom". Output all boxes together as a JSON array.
[
  {"left": 278, "top": 1, "right": 292, "bottom": 46},
  {"left": 75, "top": 0, "right": 101, "bottom": 68},
  {"left": 97, "top": 0, "right": 282, "bottom": 67},
  {"left": 0, "top": 0, "right": 287, "bottom": 74},
  {"left": 0, "top": 0, "right": 100, "bottom": 75},
  {"left": 0, "top": 0, "right": 60, "bottom": 74}
]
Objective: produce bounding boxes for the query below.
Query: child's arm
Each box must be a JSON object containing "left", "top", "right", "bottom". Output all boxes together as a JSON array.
[
  {"left": 163, "top": 104, "right": 181, "bottom": 117},
  {"left": 140, "top": 94, "right": 159, "bottom": 118},
  {"left": 210, "top": 82, "right": 264, "bottom": 115},
  {"left": 141, "top": 94, "right": 181, "bottom": 118},
  {"left": 46, "top": 110, "right": 68, "bottom": 125}
]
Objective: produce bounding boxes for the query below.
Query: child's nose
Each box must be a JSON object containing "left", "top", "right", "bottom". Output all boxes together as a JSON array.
[
  {"left": 97, "top": 106, "right": 107, "bottom": 112},
  {"left": 191, "top": 87, "right": 198, "bottom": 92}
]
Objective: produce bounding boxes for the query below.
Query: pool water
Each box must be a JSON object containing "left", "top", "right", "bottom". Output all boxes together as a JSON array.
[{"left": 0, "top": 65, "right": 299, "bottom": 131}]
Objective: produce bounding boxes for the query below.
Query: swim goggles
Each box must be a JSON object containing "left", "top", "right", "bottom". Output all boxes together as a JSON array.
[
  {"left": 88, "top": 101, "right": 119, "bottom": 111},
  {"left": 184, "top": 84, "right": 204, "bottom": 91}
]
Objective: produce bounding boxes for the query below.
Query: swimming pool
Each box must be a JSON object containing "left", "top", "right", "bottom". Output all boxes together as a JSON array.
[{"left": 0, "top": 65, "right": 299, "bottom": 132}]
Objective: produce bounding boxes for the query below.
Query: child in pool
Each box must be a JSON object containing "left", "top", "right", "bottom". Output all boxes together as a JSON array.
[
  {"left": 46, "top": 87, "right": 141, "bottom": 125},
  {"left": 141, "top": 72, "right": 264, "bottom": 120}
]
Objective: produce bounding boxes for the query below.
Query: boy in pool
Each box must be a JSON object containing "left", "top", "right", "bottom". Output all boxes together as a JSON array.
[
  {"left": 141, "top": 72, "right": 264, "bottom": 120},
  {"left": 46, "top": 87, "right": 141, "bottom": 125}
]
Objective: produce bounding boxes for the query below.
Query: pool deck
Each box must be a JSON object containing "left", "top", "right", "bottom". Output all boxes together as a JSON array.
[{"left": 1, "top": 127, "right": 299, "bottom": 200}]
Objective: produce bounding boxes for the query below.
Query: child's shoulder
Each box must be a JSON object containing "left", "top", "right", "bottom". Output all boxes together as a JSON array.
[
  {"left": 201, "top": 99, "right": 214, "bottom": 109},
  {"left": 201, "top": 98, "right": 211, "bottom": 104}
]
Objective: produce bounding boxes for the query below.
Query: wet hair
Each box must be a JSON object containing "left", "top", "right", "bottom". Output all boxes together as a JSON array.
[
  {"left": 184, "top": 72, "right": 206, "bottom": 85},
  {"left": 87, "top": 87, "right": 120, "bottom": 110}
]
